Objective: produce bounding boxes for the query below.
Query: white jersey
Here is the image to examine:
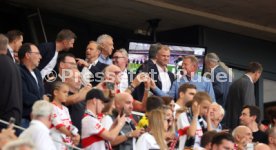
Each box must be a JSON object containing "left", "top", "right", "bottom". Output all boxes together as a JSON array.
[
  {"left": 82, "top": 110, "right": 111, "bottom": 150},
  {"left": 50, "top": 102, "right": 74, "bottom": 150},
  {"left": 135, "top": 132, "right": 160, "bottom": 150},
  {"left": 177, "top": 112, "right": 204, "bottom": 150}
]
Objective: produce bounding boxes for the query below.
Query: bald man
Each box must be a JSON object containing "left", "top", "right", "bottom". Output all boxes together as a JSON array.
[
  {"left": 102, "top": 92, "right": 144, "bottom": 150},
  {"left": 254, "top": 143, "right": 271, "bottom": 150},
  {"left": 232, "top": 126, "right": 253, "bottom": 150}
]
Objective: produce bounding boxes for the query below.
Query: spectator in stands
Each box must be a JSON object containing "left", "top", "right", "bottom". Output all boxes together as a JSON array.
[
  {"left": 96, "top": 64, "right": 151, "bottom": 112},
  {"left": 177, "top": 92, "right": 212, "bottom": 150},
  {"left": 0, "top": 34, "right": 22, "bottom": 129},
  {"left": 64, "top": 68, "right": 92, "bottom": 135},
  {"left": 103, "top": 92, "right": 144, "bottom": 150},
  {"left": 18, "top": 43, "right": 44, "bottom": 128},
  {"left": 136, "top": 108, "right": 168, "bottom": 150},
  {"left": 137, "top": 96, "right": 164, "bottom": 130},
  {"left": 81, "top": 89, "right": 126, "bottom": 149},
  {"left": 49, "top": 81, "right": 80, "bottom": 149},
  {"left": 209, "top": 102, "right": 225, "bottom": 132},
  {"left": 239, "top": 105, "right": 268, "bottom": 143},
  {"left": 2, "top": 139, "right": 34, "bottom": 150},
  {"left": 152, "top": 55, "right": 216, "bottom": 101},
  {"left": 205, "top": 52, "right": 232, "bottom": 108},
  {"left": 19, "top": 100, "right": 57, "bottom": 150},
  {"left": 211, "top": 132, "right": 235, "bottom": 150},
  {"left": 161, "top": 96, "right": 175, "bottom": 113},
  {"left": 97, "top": 34, "right": 114, "bottom": 65},
  {"left": 45, "top": 53, "right": 92, "bottom": 135},
  {"left": 6, "top": 30, "right": 23, "bottom": 63},
  {"left": 77, "top": 41, "right": 107, "bottom": 86},
  {"left": 200, "top": 131, "right": 217, "bottom": 150},
  {"left": 134, "top": 43, "right": 175, "bottom": 101},
  {"left": 225, "top": 62, "right": 262, "bottom": 130},
  {"left": 112, "top": 48, "right": 132, "bottom": 92},
  {"left": 268, "top": 127, "right": 276, "bottom": 150},
  {"left": 232, "top": 125, "right": 253, "bottom": 150},
  {"left": 38, "top": 29, "right": 76, "bottom": 79},
  {"left": 174, "top": 83, "right": 197, "bottom": 114}
]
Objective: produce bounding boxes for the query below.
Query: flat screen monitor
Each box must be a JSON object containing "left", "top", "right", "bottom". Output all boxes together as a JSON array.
[{"left": 128, "top": 41, "right": 206, "bottom": 75}]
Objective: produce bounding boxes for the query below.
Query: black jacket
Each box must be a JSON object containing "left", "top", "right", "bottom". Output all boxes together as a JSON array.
[
  {"left": 0, "top": 55, "right": 22, "bottom": 126},
  {"left": 20, "top": 64, "right": 44, "bottom": 120}
]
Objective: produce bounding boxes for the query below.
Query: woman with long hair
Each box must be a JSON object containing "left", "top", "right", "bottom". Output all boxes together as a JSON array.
[{"left": 136, "top": 108, "right": 168, "bottom": 150}]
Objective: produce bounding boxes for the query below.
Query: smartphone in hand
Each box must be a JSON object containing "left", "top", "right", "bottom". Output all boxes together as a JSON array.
[{"left": 120, "top": 107, "right": 125, "bottom": 117}]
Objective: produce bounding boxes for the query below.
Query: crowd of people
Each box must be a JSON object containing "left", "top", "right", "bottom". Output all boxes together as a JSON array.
[{"left": 0, "top": 29, "right": 275, "bottom": 150}]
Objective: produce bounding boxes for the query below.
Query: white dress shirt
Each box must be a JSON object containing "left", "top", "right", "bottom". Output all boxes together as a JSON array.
[
  {"left": 118, "top": 69, "right": 129, "bottom": 92},
  {"left": 40, "top": 51, "right": 58, "bottom": 79},
  {"left": 156, "top": 64, "right": 171, "bottom": 93},
  {"left": 7, "top": 45, "right": 15, "bottom": 62},
  {"left": 19, "top": 120, "right": 57, "bottom": 150}
]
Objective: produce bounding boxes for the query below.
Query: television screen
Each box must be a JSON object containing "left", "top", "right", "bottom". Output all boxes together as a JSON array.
[{"left": 128, "top": 42, "right": 206, "bottom": 75}]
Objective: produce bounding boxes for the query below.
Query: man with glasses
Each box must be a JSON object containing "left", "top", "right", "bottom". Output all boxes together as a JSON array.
[
  {"left": 18, "top": 43, "right": 44, "bottom": 128},
  {"left": 112, "top": 48, "right": 132, "bottom": 92}
]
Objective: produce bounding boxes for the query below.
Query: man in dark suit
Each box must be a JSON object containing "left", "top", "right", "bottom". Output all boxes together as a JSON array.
[
  {"left": 18, "top": 43, "right": 44, "bottom": 128},
  {"left": 225, "top": 62, "right": 262, "bottom": 130},
  {"left": 205, "top": 52, "right": 232, "bottom": 108},
  {"left": 38, "top": 29, "right": 76, "bottom": 79},
  {"left": 0, "top": 34, "right": 22, "bottom": 129},
  {"left": 133, "top": 43, "right": 175, "bottom": 101},
  {"left": 76, "top": 41, "right": 107, "bottom": 86},
  {"left": 6, "top": 30, "right": 24, "bottom": 63}
]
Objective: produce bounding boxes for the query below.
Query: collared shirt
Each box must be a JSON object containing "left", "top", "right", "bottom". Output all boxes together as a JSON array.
[
  {"left": 156, "top": 64, "right": 171, "bottom": 93},
  {"left": 153, "top": 74, "right": 216, "bottom": 102},
  {"left": 118, "top": 69, "right": 129, "bottom": 92},
  {"left": 88, "top": 59, "right": 99, "bottom": 69},
  {"left": 30, "top": 71, "right": 39, "bottom": 86},
  {"left": 210, "top": 65, "right": 219, "bottom": 74},
  {"left": 7, "top": 45, "right": 15, "bottom": 62},
  {"left": 19, "top": 120, "right": 57, "bottom": 150},
  {"left": 98, "top": 54, "right": 112, "bottom": 65},
  {"left": 245, "top": 74, "right": 254, "bottom": 83},
  {"left": 40, "top": 51, "right": 58, "bottom": 79}
]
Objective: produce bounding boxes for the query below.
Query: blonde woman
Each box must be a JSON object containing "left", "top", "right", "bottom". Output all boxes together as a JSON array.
[{"left": 136, "top": 108, "right": 168, "bottom": 150}]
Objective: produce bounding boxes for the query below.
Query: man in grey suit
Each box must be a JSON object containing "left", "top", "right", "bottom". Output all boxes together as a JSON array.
[
  {"left": 205, "top": 52, "right": 232, "bottom": 108},
  {"left": 225, "top": 62, "right": 262, "bottom": 130}
]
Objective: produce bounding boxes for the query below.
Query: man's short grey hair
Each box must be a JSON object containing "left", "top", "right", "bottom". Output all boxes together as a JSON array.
[
  {"left": 3, "top": 139, "right": 34, "bottom": 150},
  {"left": 32, "top": 100, "right": 53, "bottom": 117},
  {"left": 183, "top": 55, "right": 199, "bottom": 65},
  {"left": 96, "top": 34, "right": 113, "bottom": 44},
  {"left": 0, "top": 34, "right": 9, "bottom": 51},
  {"left": 115, "top": 48, "right": 128, "bottom": 58},
  {"left": 232, "top": 125, "right": 248, "bottom": 138},
  {"left": 211, "top": 102, "right": 225, "bottom": 116}
]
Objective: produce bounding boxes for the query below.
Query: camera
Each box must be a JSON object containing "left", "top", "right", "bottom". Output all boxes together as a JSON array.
[{"left": 105, "top": 82, "right": 115, "bottom": 90}]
